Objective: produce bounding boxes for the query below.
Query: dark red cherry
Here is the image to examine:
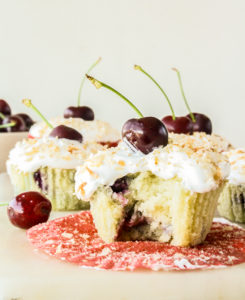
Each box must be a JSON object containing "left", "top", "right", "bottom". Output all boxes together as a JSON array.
[
  {"left": 162, "top": 115, "right": 193, "bottom": 134},
  {"left": 3, "top": 115, "right": 27, "bottom": 132},
  {"left": 49, "top": 125, "right": 83, "bottom": 143},
  {"left": 0, "top": 117, "right": 7, "bottom": 132},
  {"left": 7, "top": 191, "right": 52, "bottom": 229},
  {"left": 186, "top": 113, "right": 212, "bottom": 134},
  {"left": 64, "top": 106, "right": 94, "bottom": 121},
  {"left": 15, "top": 113, "right": 35, "bottom": 129},
  {"left": 0, "top": 99, "right": 11, "bottom": 116},
  {"left": 122, "top": 117, "right": 168, "bottom": 154}
]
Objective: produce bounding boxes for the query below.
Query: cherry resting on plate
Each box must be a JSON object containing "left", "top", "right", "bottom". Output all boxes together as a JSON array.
[
  {"left": 2, "top": 115, "right": 27, "bottom": 132},
  {"left": 172, "top": 68, "right": 212, "bottom": 135},
  {"left": 64, "top": 57, "right": 101, "bottom": 121},
  {"left": 7, "top": 191, "right": 52, "bottom": 229},
  {"left": 186, "top": 112, "right": 212, "bottom": 134},
  {"left": 86, "top": 74, "right": 168, "bottom": 154},
  {"left": 0, "top": 99, "right": 11, "bottom": 116},
  {"left": 22, "top": 99, "right": 83, "bottom": 143}
]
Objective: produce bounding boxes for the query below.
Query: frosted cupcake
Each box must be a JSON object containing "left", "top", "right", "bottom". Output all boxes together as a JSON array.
[
  {"left": 7, "top": 136, "right": 106, "bottom": 211},
  {"left": 75, "top": 139, "right": 229, "bottom": 247},
  {"left": 218, "top": 148, "right": 245, "bottom": 223}
]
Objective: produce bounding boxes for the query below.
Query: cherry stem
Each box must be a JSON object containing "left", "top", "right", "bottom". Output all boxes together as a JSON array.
[
  {"left": 86, "top": 75, "right": 144, "bottom": 118},
  {"left": 77, "top": 57, "right": 102, "bottom": 107},
  {"left": 0, "top": 112, "right": 5, "bottom": 119},
  {"left": 0, "top": 122, "right": 16, "bottom": 129},
  {"left": 134, "top": 65, "right": 176, "bottom": 120},
  {"left": 0, "top": 202, "right": 8, "bottom": 207},
  {"left": 22, "top": 99, "right": 53, "bottom": 129},
  {"left": 172, "top": 68, "right": 196, "bottom": 122}
]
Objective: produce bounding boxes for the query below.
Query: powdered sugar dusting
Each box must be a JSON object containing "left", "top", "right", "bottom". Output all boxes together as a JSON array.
[{"left": 27, "top": 212, "right": 245, "bottom": 271}]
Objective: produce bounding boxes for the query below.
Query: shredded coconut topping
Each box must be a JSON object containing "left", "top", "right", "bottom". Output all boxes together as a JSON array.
[
  {"left": 226, "top": 148, "right": 245, "bottom": 185},
  {"left": 75, "top": 140, "right": 230, "bottom": 199}
]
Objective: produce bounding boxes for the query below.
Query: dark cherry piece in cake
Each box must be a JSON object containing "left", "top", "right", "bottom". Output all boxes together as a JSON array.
[{"left": 7, "top": 191, "right": 52, "bottom": 229}]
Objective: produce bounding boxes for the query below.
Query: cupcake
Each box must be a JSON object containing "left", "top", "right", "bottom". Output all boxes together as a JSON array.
[
  {"left": 7, "top": 136, "right": 106, "bottom": 211},
  {"left": 218, "top": 148, "right": 245, "bottom": 223},
  {"left": 29, "top": 117, "right": 120, "bottom": 146},
  {"left": 75, "top": 138, "right": 229, "bottom": 247}
]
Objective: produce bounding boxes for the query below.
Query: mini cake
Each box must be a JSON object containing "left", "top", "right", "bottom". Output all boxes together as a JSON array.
[
  {"left": 29, "top": 117, "right": 120, "bottom": 145},
  {"left": 75, "top": 139, "right": 229, "bottom": 247},
  {"left": 218, "top": 148, "right": 245, "bottom": 223},
  {"left": 7, "top": 137, "right": 106, "bottom": 211}
]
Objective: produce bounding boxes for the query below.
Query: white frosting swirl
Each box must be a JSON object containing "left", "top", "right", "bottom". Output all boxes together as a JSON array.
[
  {"left": 7, "top": 137, "right": 105, "bottom": 173},
  {"left": 226, "top": 148, "right": 245, "bottom": 185},
  {"left": 75, "top": 141, "right": 229, "bottom": 200},
  {"left": 29, "top": 117, "right": 120, "bottom": 143}
]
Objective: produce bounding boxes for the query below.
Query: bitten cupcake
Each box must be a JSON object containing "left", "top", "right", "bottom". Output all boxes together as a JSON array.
[
  {"left": 75, "top": 138, "right": 229, "bottom": 247},
  {"left": 7, "top": 136, "right": 105, "bottom": 211},
  {"left": 218, "top": 148, "right": 245, "bottom": 223}
]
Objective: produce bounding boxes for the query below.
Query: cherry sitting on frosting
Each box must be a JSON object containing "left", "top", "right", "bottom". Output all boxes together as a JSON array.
[
  {"left": 64, "top": 106, "right": 94, "bottom": 121},
  {"left": 172, "top": 68, "right": 212, "bottom": 135},
  {"left": 64, "top": 57, "right": 101, "bottom": 121},
  {"left": 86, "top": 75, "right": 169, "bottom": 153},
  {"left": 134, "top": 65, "right": 193, "bottom": 135},
  {"left": 49, "top": 125, "right": 83, "bottom": 143},
  {"left": 122, "top": 117, "right": 168, "bottom": 154},
  {"left": 15, "top": 113, "right": 35, "bottom": 130},
  {"left": 186, "top": 112, "right": 212, "bottom": 134},
  {"left": 0, "top": 99, "right": 11, "bottom": 116},
  {"left": 2, "top": 115, "right": 27, "bottom": 132},
  {"left": 162, "top": 115, "right": 193, "bottom": 134},
  {"left": 7, "top": 191, "right": 52, "bottom": 229}
]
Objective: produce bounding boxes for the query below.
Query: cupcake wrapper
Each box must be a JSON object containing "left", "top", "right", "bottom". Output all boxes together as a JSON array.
[
  {"left": 218, "top": 182, "right": 245, "bottom": 223},
  {"left": 8, "top": 165, "right": 89, "bottom": 211}
]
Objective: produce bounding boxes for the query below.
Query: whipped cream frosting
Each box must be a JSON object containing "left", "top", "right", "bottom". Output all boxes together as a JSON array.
[
  {"left": 29, "top": 117, "right": 120, "bottom": 143},
  {"left": 75, "top": 139, "right": 229, "bottom": 200},
  {"left": 226, "top": 148, "right": 245, "bottom": 185},
  {"left": 169, "top": 132, "right": 233, "bottom": 153},
  {"left": 7, "top": 137, "right": 106, "bottom": 173}
]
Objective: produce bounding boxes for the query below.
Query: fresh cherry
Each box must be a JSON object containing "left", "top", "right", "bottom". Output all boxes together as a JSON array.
[
  {"left": 49, "top": 125, "right": 83, "bottom": 143},
  {"left": 7, "top": 191, "right": 52, "bottom": 229},
  {"left": 186, "top": 113, "right": 212, "bottom": 134},
  {"left": 86, "top": 75, "right": 168, "bottom": 154},
  {"left": 64, "top": 58, "right": 101, "bottom": 121},
  {"left": 0, "top": 99, "right": 11, "bottom": 116},
  {"left": 2, "top": 115, "right": 27, "bottom": 132},
  {"left": 122, "top": 117, "right": 168, "bottom": 154},
  {"left": 0, "top": 117, "right": 7, "bottom": 132},
  {"left": 64, "top": 106, "right": 94, "bottom": 120},
  {"left": 172, "top": 68, "right": 212, "bottom": 134},
  {"left": 162, "top": 115, "right": 193, "bottom": 134},
  {"left": 15, "top": 113, "right": 35, "bottom": 129}
]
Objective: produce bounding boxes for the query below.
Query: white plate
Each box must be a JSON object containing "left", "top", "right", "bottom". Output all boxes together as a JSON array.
[{"left": 1, "top": 173, "right": 245, "bottom": 300}]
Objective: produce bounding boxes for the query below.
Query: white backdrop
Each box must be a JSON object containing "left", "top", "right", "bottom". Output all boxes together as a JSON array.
[{"left": 0, "top": 0, "right": 245, "bottom": 146}]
